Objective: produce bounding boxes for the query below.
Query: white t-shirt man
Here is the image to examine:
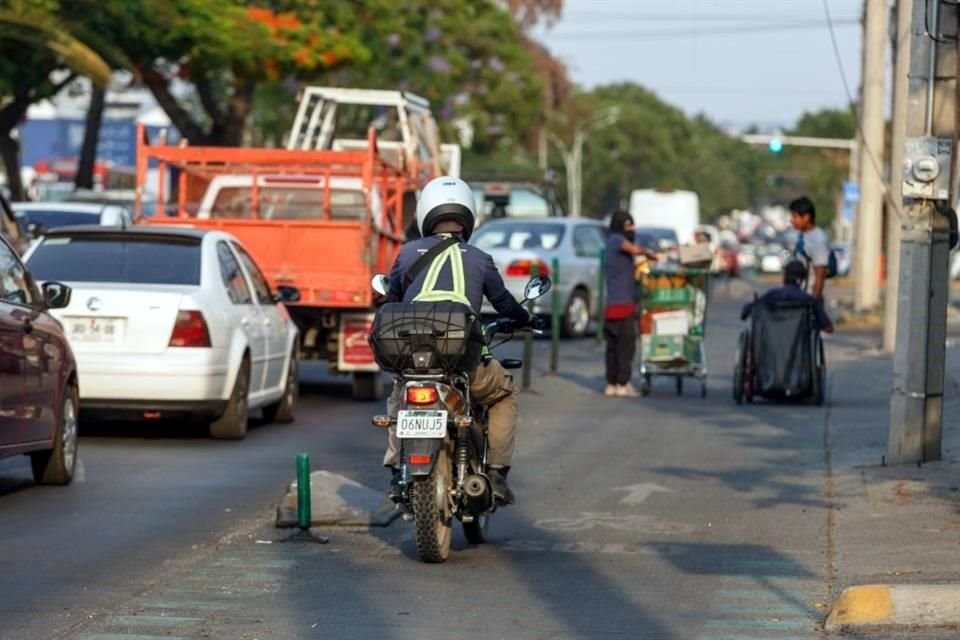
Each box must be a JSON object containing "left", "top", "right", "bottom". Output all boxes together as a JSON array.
[{"left": 795, "top": 227, "right": 829, "bottom": 295}]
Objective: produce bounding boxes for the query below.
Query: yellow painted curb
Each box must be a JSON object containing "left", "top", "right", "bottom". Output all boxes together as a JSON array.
[{"left": 826, "top": 585, "right": 893, "bottom": 627}]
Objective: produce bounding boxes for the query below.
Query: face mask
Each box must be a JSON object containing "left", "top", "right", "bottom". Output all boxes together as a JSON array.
[{"left": 623, "top": 230, "right": 636, "bottom": 242}]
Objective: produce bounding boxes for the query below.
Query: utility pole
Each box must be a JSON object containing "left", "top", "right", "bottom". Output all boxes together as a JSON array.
[
  {"left": 853, "top": 0, "right": 889, "bottom": 312},
  {"left": 888, "top": 0, "right": 957, "bottom": 464},
  {"left": 883, "top": 0, "right": 913, "bottom": 353}
]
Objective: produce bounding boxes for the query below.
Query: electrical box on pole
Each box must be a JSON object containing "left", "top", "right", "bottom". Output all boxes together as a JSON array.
[{"left": 902, "top": 137, "right": 952, "bottom": 200}]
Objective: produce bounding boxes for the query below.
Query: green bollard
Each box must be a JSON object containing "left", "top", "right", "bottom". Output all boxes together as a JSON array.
[
  {"left": 522, "top": 263, "right": 538, "bottom": 390},
  {"left": 595, "top": 248, "right": 606, "bottom": 345},
  {"left": 550, "top": 257, "right": 560, "bottom": 373},
  {"left": 296, "top": 452, "right": 311, "bottom": 530}
]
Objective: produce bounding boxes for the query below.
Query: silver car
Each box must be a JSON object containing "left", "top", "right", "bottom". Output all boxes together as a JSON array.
[{"left": 471, "top": 218, "right": 605, "bottom": 338}]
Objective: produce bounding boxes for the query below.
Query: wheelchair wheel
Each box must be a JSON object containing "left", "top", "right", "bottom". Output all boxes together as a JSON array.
[
  {"left": 733, "top": 332, "right": 747, "bottom": 404},
  {"left": 812, "top": 334, "right": 826, "bottom": 406}
]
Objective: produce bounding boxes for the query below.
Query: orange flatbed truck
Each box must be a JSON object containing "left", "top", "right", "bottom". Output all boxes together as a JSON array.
[
  {"left": 134, "top": 88, "right": 459, "bottom": 400},
  {"left": 134, "top": 126, "right": 412, "bottom": 400}
]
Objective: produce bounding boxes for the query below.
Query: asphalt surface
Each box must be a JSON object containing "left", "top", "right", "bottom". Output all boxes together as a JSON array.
[{"left": 0, "top": 277, "right": 948, "bottom": 640}]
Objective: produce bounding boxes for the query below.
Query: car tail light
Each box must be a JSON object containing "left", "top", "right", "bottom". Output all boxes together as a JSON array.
[
  {"left": 169, "top": 310, "right": 211, "bottom": 348},
  {"left": 506, "top": 259, "right": 551, "bottom": 277},
  {"left": 406, "top": 387, "right": 439, "bottom": 406}
]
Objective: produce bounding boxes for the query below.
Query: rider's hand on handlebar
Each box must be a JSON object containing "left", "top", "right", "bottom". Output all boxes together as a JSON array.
[{"left": 527, "top": 313, "right": 548, "bottom": 331}]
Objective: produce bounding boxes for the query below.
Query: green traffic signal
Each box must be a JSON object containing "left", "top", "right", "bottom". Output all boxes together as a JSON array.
[{"left": 769, "top": 138, "right": 784, "bottom": 153}]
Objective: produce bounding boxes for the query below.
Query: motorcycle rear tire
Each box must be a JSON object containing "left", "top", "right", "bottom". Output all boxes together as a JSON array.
[{"left": 410, "top": 445, "right": 453, "bottom": 563}]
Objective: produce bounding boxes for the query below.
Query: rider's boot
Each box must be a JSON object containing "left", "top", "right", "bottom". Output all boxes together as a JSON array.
[
  {"left": 387, "top": 466, "right": 402, "bottom": 502},
  {"left": 489, "top": 465, "right": 515, "bottom": 505}
]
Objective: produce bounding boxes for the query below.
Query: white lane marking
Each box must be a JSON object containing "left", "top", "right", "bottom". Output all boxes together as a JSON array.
[
  {"left": 613, "top": 482, "right": 672, "bottom": 505},
  {"left": 535, "top": 512, "right": 693, "bottom": 534},
  {"left": 74, "top": 458, "right": 85, "bottom": 483}
]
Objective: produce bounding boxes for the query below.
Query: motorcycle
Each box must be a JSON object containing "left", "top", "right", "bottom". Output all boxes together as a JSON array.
[{"left": 368, "top": 274, "right": 551, "bottom": 563}]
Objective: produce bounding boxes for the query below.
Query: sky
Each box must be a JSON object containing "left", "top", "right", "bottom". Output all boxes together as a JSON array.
[{"left": 533, "top": 0, "right": 865, "bottom": 130}]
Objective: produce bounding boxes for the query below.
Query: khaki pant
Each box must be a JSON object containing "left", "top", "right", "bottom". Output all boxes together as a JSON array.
[{"left": 383, "top": 359, "right": 518, "bottom": 468}]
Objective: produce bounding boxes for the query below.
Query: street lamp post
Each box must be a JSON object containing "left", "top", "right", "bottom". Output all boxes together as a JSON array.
[{"left": 549, "top": 106, "right": 619, "bottom": 217}]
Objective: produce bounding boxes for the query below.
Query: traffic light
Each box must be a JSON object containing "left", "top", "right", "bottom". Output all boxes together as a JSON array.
[{"left": 768, "top": 138, "right": 784, "bottom": 153}]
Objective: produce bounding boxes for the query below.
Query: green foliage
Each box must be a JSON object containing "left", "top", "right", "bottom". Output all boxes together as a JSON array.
[
  {"left": 576, "top": 83, "right": 758, "bottom": 220},
  {"left": 318, "top": 0, "right": 544, "bottom": 153}
]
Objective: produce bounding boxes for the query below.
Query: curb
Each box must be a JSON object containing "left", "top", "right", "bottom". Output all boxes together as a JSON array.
[
  {"left": 275, "top": 470, "right": 401, "bottom": 528},
  {"left": 826, "top": 584, "right": 960, "bottom": 630}
]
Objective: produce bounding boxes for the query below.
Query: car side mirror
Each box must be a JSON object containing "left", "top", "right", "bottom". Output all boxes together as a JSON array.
[
  {"left": 28, "top": 221, "right": 47, "bottom": 239},
  {"left": 42, "top": 281, "right": 72, "bottom": 309},
  {"left": 523, "top": 275, "right": 552, "bottom": 301},
  {"left": 273, "top": 285, "right": 301, "bottom": 304},
  {"left": 371, "top": 274, "right": 389, "bottom": 296}
]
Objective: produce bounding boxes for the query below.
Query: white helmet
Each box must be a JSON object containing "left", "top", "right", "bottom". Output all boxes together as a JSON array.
[{"left": 416, "top": 176, "right": 477, "bottom": 241}]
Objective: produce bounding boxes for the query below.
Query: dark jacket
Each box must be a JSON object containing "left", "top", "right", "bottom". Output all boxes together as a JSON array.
[
  {"left": 386, "top": 234, "right": 530, "bottom": 324},
  {"left": 741, "top": 284, "right": 833, "bottom": 331}
]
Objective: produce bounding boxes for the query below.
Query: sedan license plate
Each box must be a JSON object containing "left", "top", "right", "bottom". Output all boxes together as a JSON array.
[
  {"left": 396, "top": 410, "right": 447, "bottom": 439},
  {"left": 66, "top": 317, "right": 122, "bottom": 344}
]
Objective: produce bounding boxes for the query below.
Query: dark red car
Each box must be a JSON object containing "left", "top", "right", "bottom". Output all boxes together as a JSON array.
[{"left": 0, "top": 234, "right": 78, "bottom": 484}]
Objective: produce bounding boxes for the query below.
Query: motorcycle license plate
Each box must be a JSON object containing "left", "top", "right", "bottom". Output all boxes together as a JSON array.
[{"left": 397, "top": 410, "right": 447, "bottom": 438}]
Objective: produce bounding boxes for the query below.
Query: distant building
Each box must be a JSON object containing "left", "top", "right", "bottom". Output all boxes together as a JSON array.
[{"left": 16, "top": 81, "right": 180, "bottom": 194}]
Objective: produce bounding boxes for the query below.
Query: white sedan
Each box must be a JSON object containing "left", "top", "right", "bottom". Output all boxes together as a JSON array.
[{"left": 24, "top": 226, "right": 300, "bottom": 439}]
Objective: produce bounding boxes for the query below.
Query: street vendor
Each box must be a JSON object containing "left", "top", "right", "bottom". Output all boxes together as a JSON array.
[{"left": 604, "top": 210, "right": 659, "bottom": 398}]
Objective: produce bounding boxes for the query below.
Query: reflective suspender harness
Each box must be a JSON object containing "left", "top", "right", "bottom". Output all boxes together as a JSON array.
[{"left": 412, "top": 239, "right": 471, "bottom": 306}]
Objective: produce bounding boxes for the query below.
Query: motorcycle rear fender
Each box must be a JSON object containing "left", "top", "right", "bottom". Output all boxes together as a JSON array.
[{"left": 404, "top": 438, "right": 443, "bottom": 476}]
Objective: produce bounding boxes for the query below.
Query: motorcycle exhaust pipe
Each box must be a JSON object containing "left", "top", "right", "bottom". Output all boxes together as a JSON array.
[{"left": 463, "top": 474, "right": 491, "bottom": 513}]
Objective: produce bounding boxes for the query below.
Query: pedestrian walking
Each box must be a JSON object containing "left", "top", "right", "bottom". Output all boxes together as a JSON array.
[
  {"left": 789, "top": 196, "right": 831, "bottom": 299},
  {"left": 604, "top": 210, "right": 657, "bottom": 397}
]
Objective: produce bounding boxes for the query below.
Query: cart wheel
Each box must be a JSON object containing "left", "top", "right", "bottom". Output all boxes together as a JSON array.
[
  {"left": 676, "top": 377, "right": 683, "bottom": 396},
  {"left": 641, "top": 374, "right": 652, "bottom": 397},
  {"left": 701, "top": 382, "right": 707, "bottom": 399}
]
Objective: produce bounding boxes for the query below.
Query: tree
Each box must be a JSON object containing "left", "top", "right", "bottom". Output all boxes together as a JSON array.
[
  {"left": 573, "top": 83, "right": 756, "bottom": 219},
  {"left": 752, "top": 108, "right": 856, "bottom": 228},
  {"left": 323, "top": 0, "right": 546, "bottom": 154},
  {"left": 0, "top": 1, "right": 111, "bottom": 200},
  {"left": 79, "top": 0, "right": 366, "bottom": 146}
]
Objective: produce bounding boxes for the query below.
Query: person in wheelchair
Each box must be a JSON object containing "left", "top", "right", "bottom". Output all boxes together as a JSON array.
[
  {"left": 734, "top": 261, "right": 832, "bottom": 405},
  {"left": 741, "top": 261, "right": 834, "bottom": 334}
]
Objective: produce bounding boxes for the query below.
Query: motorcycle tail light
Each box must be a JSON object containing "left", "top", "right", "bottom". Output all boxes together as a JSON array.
[
  {"left": 409, "top": 454, "right": 432, "bottom": 465},
  {"left": 406, "top": 387, "right": 439, "bottom": 405}
]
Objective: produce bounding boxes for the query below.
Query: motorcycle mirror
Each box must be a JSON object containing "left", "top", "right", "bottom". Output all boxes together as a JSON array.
[
  {"left": 371, "top": 274, "right": 390, "bottom": 296},
  {"left": 523, "top": 275, "right": 552, "bottom": 301}
]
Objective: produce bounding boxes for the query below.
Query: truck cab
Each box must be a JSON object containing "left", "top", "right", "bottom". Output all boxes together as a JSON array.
[{"left": 471, "top": 181, "right": 565, "bottom": 226}]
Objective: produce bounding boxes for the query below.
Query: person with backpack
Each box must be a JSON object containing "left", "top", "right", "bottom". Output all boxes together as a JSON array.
[{"left": 789, "top": 196, "right": 836, "bottom": 298}]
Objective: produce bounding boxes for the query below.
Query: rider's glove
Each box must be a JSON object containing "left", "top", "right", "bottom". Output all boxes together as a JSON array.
[{"left": 528, "top": 312, "right": 548, "bottom": 331}]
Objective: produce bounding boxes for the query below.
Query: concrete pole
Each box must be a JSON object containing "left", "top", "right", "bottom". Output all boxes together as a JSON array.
[
  {"left": 853, "top": 0, "right": 889, "bottom": 311},
  {"left": 883, "top": 0, "right": 912, "bottom": 353},
  {"left": 888, "top": 0, "right": 956, "bottom": 464}
]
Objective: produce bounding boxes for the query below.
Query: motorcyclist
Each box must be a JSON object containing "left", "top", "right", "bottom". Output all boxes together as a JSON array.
[{"left": 382, "top": 176, "right": 542, "bottom": 505}]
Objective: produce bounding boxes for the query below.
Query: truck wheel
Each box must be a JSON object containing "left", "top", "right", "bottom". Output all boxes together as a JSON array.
[
  {"left": 352, "top": 371, "right": 384, "bottom": 402},
  {"left": 210, "top": 359, "right": 250, "bottom": 440}
]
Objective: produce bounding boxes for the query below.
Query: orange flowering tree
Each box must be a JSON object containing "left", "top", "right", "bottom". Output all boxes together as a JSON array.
[{"left": 89, "top": 0, "right": 366, "bottom": 146}]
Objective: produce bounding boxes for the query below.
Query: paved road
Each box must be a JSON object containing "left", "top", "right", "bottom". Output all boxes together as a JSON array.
[{"left": 0, "top": 279, "right": 936, "bottom": 639}]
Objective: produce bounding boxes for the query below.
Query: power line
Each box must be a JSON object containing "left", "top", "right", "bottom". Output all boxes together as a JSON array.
[
  {"left": 821, "top": 0, "right": 899, "bottom": 215},
  {"left": 558, "top": 12, "right": 861, "bottom": 23},
  {"left": 548, "top": 19, "right": 860, "bottom": 40}
]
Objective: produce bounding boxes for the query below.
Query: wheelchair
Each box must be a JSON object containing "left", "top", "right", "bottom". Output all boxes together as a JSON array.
[{"left": 733, "top": 298, "right": 825, "bottom": 406}]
